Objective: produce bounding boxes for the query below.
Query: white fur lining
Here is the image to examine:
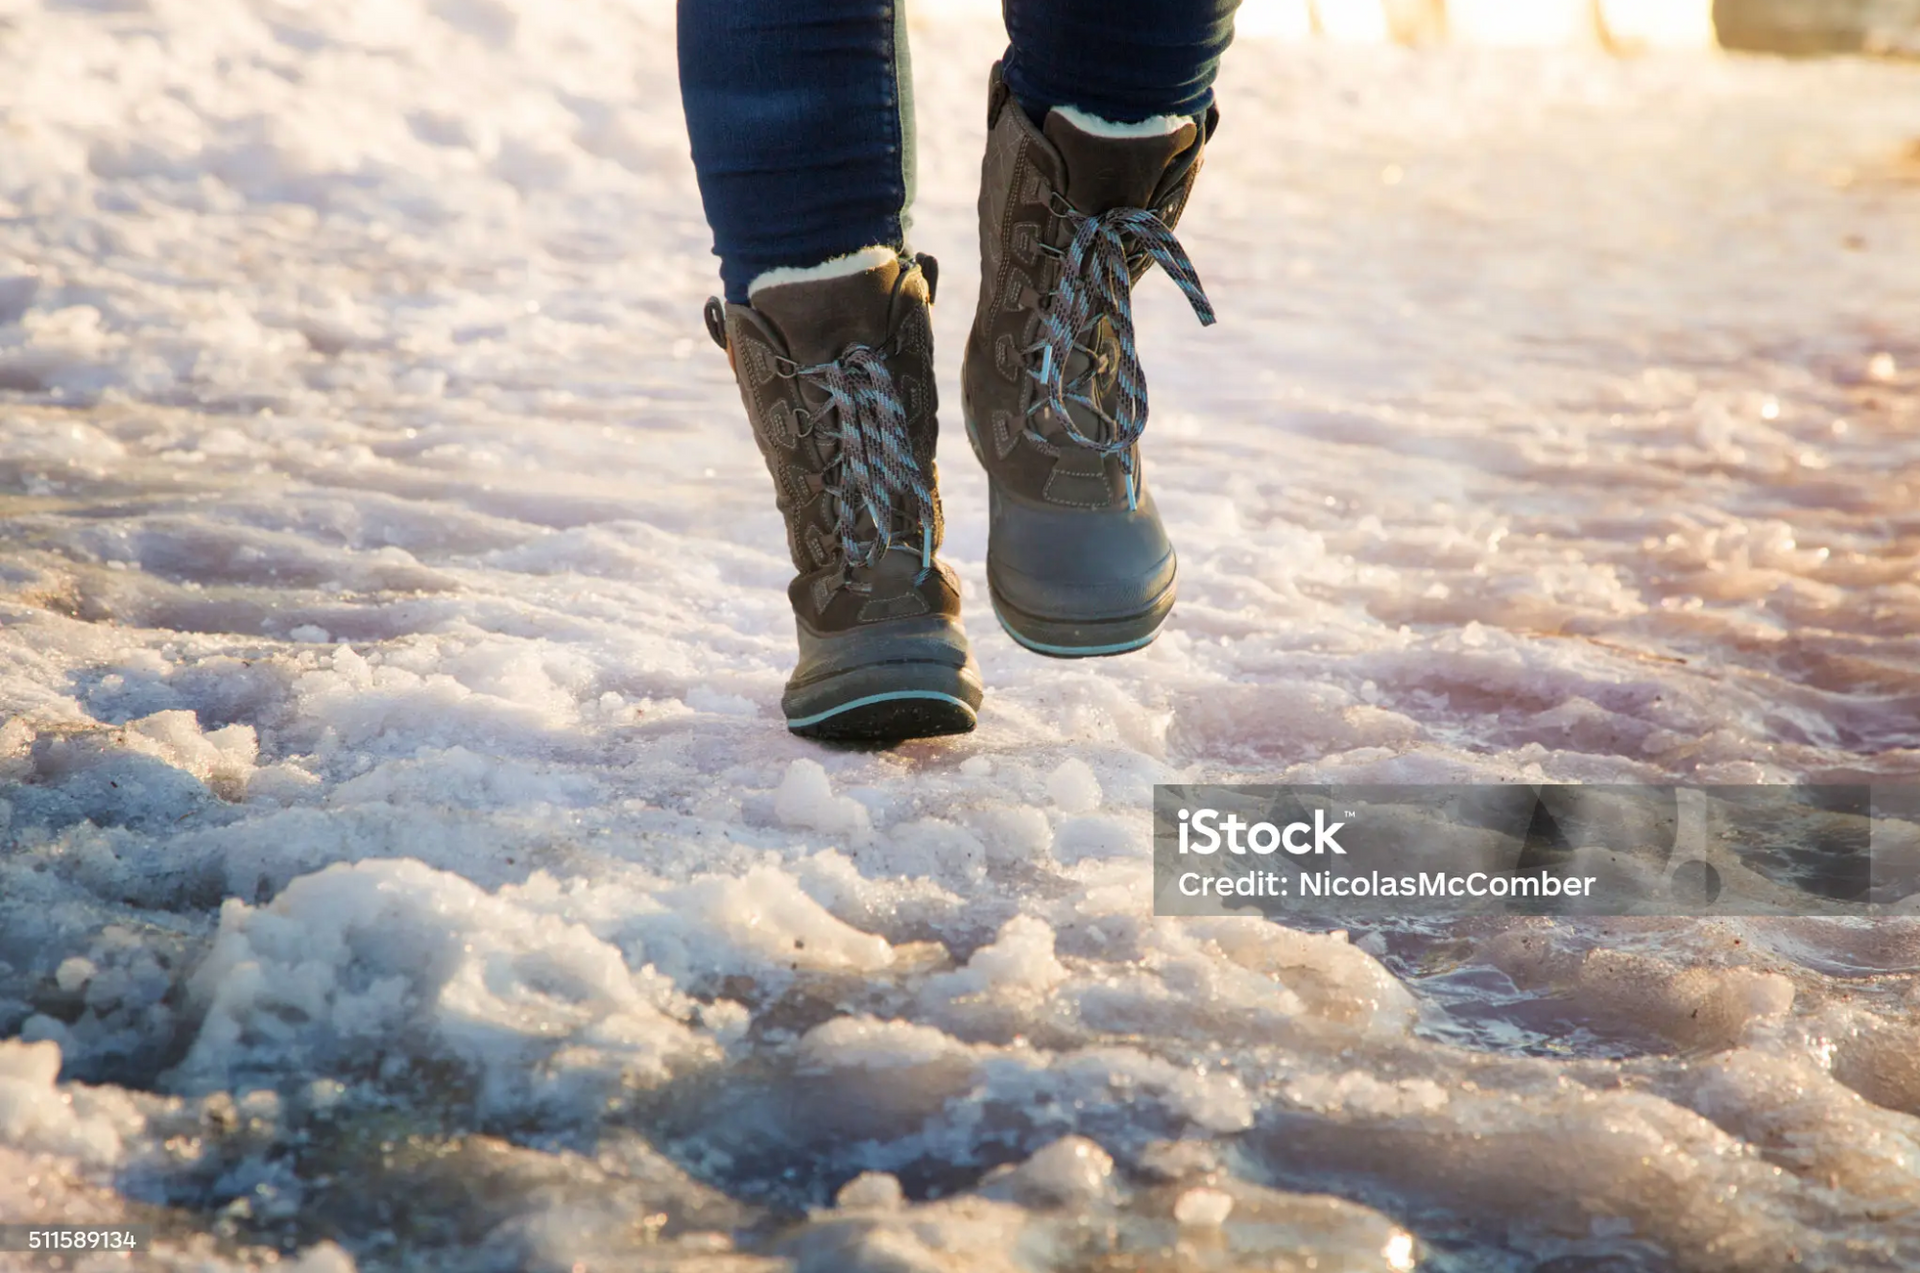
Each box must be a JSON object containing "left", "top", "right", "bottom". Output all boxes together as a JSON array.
[
  {"left": 748, "top": 246, "right": 899, "bottom": 297},
  {"left": 1051, "top": 105, "right": 1189, "bottom": 139}
]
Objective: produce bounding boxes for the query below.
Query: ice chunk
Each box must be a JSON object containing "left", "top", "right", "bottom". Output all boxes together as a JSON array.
[
  {"left": 1188, "top": 918, "right": 1419, "bottom": 1035},
  {"left": 834, "top": 1172, "right": 905, "bottom": 1211},
  {"left": 982, "top": 1135, "right": 1115, "bottom": 1209},
  {"left": 796, "top": 1016, "right": 970, "bottom": 1074},
  {"left": 963, "top": 804, "right": 1054, "bottom": 866},
  {"left": 935, "top": 916, "right": 1067, "bottom": 998},
  {"left": 918, "top": 916, "right": 1070, "bottom": 1041},
  {"left": 775, "top": 759, "right": 872, "bottom": 837},
  {"left": 55, "top": 956, "right": 97, "bottom": 994},
  {"left": 641, "top": 865, "right": 898, "bottom": 985},
  {"left": 283, "top": 1244, "right": 358, "bottom": 1273},
  {"left": 1045, "top": 758, "right": 1102, "bottom": 813},
  {"left": 175, "top": 859, "right": 718, "bottom": 1116},
  {"left": 0, "top": 1040, "right": 138, "bottom": 1165},
  {"left": 1173, "top": 1186, "right": 1234, "bottom": 1227}
]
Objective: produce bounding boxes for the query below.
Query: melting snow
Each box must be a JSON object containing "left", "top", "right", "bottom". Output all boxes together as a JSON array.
[{"left": 2, "top": 0, "right": 1920, "bottom": 1270}]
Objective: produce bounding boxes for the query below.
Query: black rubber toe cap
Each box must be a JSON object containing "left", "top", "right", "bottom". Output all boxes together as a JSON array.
[{"left": 985, "top": 483, "right": 1176, "bottom": 623}]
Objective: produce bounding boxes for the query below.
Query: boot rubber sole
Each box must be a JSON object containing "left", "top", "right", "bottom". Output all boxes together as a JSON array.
[
  {"left": 783, "top": 658, "right": 982, "bottom": 742},
  {"left": 788, "top": 690, "right": 978, "bottom": 741},
  {"left": 988, "top": 586, "right": 1174, "bottom": 659}
]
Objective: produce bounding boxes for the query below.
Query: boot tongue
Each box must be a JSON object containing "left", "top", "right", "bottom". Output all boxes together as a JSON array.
[
  {"left": 750, "top": 256, "right": 903, "bottom": 366},
  {"left": 1042, "top": 112, "right": 1198, "bottom": 214}
]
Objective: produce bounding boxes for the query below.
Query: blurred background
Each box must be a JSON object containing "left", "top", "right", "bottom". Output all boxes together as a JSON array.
[{"left": 1229, "top": 0, "right": 1919, "bottom": 54}]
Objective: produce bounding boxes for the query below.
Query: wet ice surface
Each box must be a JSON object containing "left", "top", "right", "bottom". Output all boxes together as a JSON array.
[{"left": 3, "top": 1, "right": 1920, "bottom": 1270}]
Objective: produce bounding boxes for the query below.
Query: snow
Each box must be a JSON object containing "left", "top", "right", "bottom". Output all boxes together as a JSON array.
[
  {"left": 1, "top": 0, "right": 1919, "bottom": 1269},
  {"left": 773, "top": 758, "right": 873, "bottom": 837},
  {"left": 1173, "top": 1184, "right": 1236, "bottom": 1227},
  {"left": 979, "top": 1135, "right": 1116, "bottom": 1208},
  {"left": 1043, "top": 757, "right": 1102, "bottom": 813},
  {"left": 833, "top": 1170, "right": 907, "bottom": 1212}
]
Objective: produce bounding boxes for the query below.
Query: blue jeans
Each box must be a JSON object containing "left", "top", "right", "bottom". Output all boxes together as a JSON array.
[{"left": 678, "top": 1, "right": 1240, "bottom": 302}]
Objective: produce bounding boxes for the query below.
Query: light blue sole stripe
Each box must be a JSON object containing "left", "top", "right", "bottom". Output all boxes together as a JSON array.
[
  {"left": 994, "top": 611, "right": 1164, "bottom": 657},
  {"left": 786, "top": 690, "right": 977, "bottom": 730}
]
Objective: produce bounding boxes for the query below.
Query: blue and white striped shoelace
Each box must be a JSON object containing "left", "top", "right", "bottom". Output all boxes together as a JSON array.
[
  {"left": 1027, "top": 205, "right": 1215, "bottom": 509},
  {"left": 800, "top": 345, "right": 938, "bottom": 581}
]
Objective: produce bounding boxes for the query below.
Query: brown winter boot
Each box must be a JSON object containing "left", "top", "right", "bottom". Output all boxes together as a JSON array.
[
  {"left": 705, "top": 253, "right": 982, "bottom": 740},
  {"left": 962, "top": 64, "right": 1217, "bottom": 657}
]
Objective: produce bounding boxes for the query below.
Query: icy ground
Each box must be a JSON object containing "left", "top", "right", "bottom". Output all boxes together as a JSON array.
[{"left": 2, "top": 1, "right": 1920, "bottom": 1270}]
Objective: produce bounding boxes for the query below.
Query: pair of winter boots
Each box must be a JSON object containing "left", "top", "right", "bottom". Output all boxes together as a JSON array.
[{"left": 704, "top": 68, "right": 1218, "bottom": 741}]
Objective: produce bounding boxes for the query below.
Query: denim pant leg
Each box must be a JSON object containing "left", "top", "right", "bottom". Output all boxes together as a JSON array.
[
  {"left": 677, "top": 0, "right": 915, "bottom": 303},
  {"left": 1001, "top": 0, "right": 1240, "bottom": 123}
]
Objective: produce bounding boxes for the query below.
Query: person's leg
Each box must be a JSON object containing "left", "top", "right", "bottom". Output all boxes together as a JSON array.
[
  {"left": 681, "top": 2, "right": 979, "bottom": 742},
  {"left": 676, "top": 0, "right": 917, "bottom": 303},
  {"left": 961, "top": 0, "right": 1236, "bottom": 659},
  {"left": 1000, "top": 0, "right": 1238, "bottom": 126}
]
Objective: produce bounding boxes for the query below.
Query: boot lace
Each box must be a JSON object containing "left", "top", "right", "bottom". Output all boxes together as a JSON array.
[
  {"left": 793, "top": 345, "right": 938, "bottom": 585},
  {"left": 1024, "top": 199, "right": 1215, "bottom": 509}
]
